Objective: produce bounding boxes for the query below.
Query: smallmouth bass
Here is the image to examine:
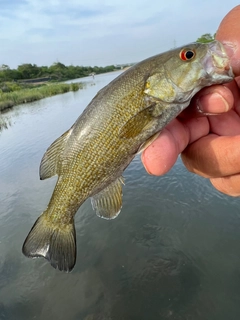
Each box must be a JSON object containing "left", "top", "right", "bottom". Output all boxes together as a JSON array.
[{"left": 22, "top": 41, "right": 234, "bottom": 272}]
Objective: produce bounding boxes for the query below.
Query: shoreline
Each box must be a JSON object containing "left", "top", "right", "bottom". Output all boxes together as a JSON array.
[{"left": 0, "top": 82, "right": 82, "bottom": 112}]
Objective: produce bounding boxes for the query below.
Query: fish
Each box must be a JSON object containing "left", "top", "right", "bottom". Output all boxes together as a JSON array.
[{"left": 22, "top": 40, "right": 234, "bottom": 272}]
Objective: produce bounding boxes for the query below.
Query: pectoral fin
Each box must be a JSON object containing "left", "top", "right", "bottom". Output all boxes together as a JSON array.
[
  {"left": 119, "top": 106, "right": 156, "bottom": 139},
  {"left": 137, "top": 132, "right": 160, "bottom": 154},
  {"left": 40, "top": 129, "right": 72, "bottom": 180},
  {"left": 91, "top": 177, "right": 124, "bottom": 219}
]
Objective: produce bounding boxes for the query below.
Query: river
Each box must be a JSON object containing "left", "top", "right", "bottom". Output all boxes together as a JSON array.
[{"left": 0, "top": 71, "right": 240, "bottom": 320}]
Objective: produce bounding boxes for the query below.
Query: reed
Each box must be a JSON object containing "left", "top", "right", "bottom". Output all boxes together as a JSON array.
[{"left": 0, "top": 82, "right": 83, "bottom": 111}]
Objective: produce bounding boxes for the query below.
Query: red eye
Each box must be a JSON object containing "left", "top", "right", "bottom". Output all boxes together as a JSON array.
[{"left": 179, "top": 49, "right": 196, "bottom": 61}]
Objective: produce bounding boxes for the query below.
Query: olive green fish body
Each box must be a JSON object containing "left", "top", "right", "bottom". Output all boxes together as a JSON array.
[{"left": 23, "top": 41, "right": 234, "bottom": 271}]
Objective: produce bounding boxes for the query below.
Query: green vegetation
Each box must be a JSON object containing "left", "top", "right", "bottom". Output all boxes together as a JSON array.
[
  {"left": 0, "top": 62, "right": 123, "bottom": 82},
  {"left": 0, "top": 82, "right": 82, "bottom": 111},
  {"left": 196, "top": 33, "right": 215, "bottom": 43},
  {"left": 0, "top": 62, "right": 127, "bottom": 111}
]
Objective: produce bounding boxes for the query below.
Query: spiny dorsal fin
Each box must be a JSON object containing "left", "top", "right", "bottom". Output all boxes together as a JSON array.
[
  {"left": 40, "top": 129, "right": 71, "bottom": 180},
  {"left": 91, "top": 177, "right": 124, "bottom": 219}
]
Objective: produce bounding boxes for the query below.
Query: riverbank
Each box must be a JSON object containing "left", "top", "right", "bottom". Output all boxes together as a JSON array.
[{"left": 0, "top": 82, "right": 82, "bottom": 112}]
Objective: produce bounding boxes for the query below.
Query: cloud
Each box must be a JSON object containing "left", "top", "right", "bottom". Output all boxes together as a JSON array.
[{"left": 0, "top": 0, "right": 239, "bottom": 68}]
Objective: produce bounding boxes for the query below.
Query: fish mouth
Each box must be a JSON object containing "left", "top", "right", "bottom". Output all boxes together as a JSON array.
[{"left": 202, "top": 40, "right": 234, "bottom": 82}]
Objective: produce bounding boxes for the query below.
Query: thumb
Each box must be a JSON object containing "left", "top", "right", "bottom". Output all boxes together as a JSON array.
[{"left": 216, "top": 5, "right": 240, "bottom": 77}]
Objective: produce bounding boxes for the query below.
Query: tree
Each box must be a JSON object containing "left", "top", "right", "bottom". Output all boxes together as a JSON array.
[
  {"left": 0, "top": 64, "right": 10, "bottom": 71},
  {"left": 17, "top": 64, "right": 40, "bottom": 79},
  {"left": 196, "top": 33, "right": 215, "bottom": 43}
]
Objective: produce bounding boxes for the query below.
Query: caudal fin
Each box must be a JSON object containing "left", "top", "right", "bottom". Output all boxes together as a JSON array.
[{"left": 22, "top": 213, "right": 76, "bottom": 272}]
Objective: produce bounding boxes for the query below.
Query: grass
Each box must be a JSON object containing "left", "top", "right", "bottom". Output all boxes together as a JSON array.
[{"left": 0, "top": 82, "right": 83, "bottom": 111}]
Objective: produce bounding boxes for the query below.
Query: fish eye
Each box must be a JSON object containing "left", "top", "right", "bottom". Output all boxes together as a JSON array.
[{"left": 179, "top": 49, "right": 196, "bottom": 61}]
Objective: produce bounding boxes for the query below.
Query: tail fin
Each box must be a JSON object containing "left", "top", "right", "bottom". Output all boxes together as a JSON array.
[{"left": 22, "top": 213, "right": 76, "bottom": 272}]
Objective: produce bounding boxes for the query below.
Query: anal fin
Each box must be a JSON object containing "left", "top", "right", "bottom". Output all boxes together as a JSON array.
[{"left": 91, "top": 177, "right": 124, "bottom": 219}]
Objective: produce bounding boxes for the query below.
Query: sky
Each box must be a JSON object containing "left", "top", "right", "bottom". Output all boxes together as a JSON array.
[{"left": 0, "top": 0, "right": 239, "bottom": 69}]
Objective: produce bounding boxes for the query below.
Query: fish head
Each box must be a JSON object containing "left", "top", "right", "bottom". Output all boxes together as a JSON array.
[{"left": 144, "top": 41, "right": 234, "bottom": 104}]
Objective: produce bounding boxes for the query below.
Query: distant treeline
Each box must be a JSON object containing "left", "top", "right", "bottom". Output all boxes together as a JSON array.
[
  {"left": 0, "top": 33, "right": 214, "bottom": 83},
  {"left": 0, "top": 62, "right": 126, "bottom": 82}
]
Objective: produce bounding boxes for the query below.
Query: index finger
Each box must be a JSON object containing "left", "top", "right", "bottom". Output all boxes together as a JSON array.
[{"left": 141, "top": 116, "right": 209, "bottom": 175}]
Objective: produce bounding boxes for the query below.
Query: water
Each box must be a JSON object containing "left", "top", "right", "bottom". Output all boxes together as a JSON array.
[{"left": 0, "top": 71, "right": 240, "bottom": 320}]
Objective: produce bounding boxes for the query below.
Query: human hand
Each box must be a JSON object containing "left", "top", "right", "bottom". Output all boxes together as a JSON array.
[{"left": 141, "top": 5, "right": 240, "bottom": 196}]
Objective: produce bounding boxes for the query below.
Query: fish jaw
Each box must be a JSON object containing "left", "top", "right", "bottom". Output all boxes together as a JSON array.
[{"left": 201, "top": 40, "right": 234, "bottom": 83}]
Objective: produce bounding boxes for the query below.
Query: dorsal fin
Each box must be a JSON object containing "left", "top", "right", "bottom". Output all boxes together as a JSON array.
[{"left": 40, "top": 129, "right": 71, "bottom": 180}]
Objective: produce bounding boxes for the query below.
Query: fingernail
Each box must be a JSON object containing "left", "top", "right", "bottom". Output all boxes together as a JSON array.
[
  {"left": 197, "top": 93, "right": 230, "bottom": 114},
  {"left": 141, "top": 153, "right": 153, "bottom": 175}
]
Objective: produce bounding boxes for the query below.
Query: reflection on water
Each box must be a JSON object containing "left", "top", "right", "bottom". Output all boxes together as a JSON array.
[
  {"left": 0, "top": 71, "right": 240, "bottom": 320},
  {"left": 0, "top": 115, "right": 11, "bottom": 132}
]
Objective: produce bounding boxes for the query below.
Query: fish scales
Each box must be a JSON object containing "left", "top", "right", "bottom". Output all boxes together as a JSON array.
[{"left": 22, "top": 41, "right": 234, "bottom": 271}]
